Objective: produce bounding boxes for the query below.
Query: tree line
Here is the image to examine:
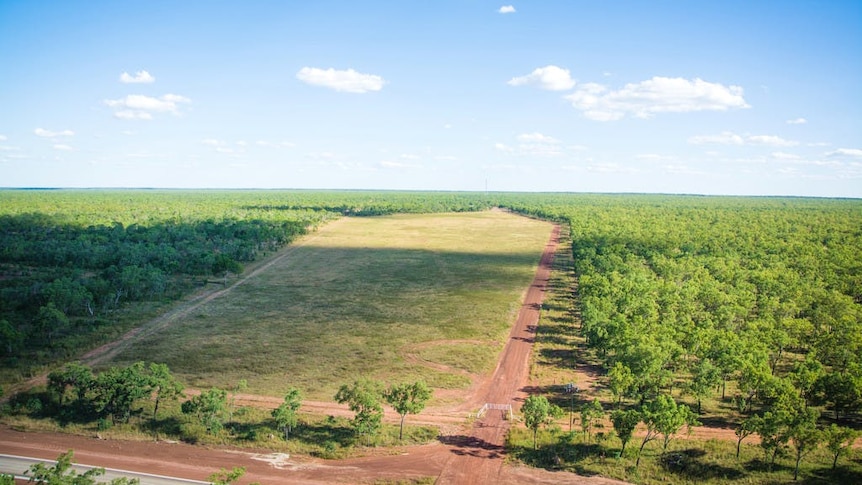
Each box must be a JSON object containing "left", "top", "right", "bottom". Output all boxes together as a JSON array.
[{"left": 8, "top": 361, "right": 433, "bottom": 452}]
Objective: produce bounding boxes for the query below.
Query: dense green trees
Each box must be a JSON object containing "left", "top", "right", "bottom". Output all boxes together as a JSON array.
[{"left": 500, "top": 194, "right": 860, "bottom": 480}]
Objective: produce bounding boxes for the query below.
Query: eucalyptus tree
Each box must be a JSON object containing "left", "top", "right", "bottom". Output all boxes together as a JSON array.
[{"left": 384, "top": 381, "right": 432, "bottom": 440}]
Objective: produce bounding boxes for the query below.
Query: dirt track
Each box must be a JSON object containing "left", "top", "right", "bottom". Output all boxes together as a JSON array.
[{"left": 0, "top": 220, "right": 630, "bottom": 484}]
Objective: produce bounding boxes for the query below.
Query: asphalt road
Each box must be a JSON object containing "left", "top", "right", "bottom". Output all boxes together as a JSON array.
[{"left": 0, "top": 453, "right": 209, "bottom": 484}]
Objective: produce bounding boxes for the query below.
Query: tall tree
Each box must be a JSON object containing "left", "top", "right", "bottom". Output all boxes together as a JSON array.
[{"left": 384, "top": 381, "right": 432, "bottom": 440}]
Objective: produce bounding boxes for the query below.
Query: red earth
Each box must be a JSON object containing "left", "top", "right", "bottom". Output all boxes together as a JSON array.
[{"left": 0, "top": 222, "right": 618, "bottom": 483}]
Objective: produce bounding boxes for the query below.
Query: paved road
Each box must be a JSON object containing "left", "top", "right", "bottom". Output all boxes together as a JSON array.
[{"left": 0, "top": 453, "right": 209, "bottom": 485}]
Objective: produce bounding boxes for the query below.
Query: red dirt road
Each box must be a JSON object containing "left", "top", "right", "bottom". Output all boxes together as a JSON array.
[{"left": 0, "top": 221, "right": 627, "bottom": 484}]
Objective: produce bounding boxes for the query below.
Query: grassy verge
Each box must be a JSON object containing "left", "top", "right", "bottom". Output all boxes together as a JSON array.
[
  {"left": 3, "top": 395, "right": 438, "bottom": 459},
  {"left": 507, "top": 427, "right": 862, "bottom": 485}
]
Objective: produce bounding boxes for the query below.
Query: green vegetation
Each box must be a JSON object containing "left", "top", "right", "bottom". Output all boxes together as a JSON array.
[
  {"left": 104, "top": 210, "right": 551, "bottom": 399},
  {"left": 384, "top": 381, "right": 432, "bottom": 441},
  {"left": 2, "top": 189, "right": 860, "bottom": 484},
  {"left": 507, "top": 194, "right": 862, "bottom": 483},
  {"left": 0, "top": 189, "right": 493, "bottom": 384},
  {"left": 24, "top": 450, "right": 139, "bottom": 484},
  {"left": 6, "top": 361, "right": 439, "bottom": 457}
]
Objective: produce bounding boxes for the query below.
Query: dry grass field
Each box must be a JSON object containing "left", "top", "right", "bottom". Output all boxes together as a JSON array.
[{"left": 107, "top": 210, "right": 553, "bottom": 400}]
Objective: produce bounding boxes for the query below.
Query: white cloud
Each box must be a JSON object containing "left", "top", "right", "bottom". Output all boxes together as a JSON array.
[
  {"left": 771, "top": 152, "right": 801, "bottom": 160},
  {"left": 786, "top": 117, "right": 807, "bottom": 125},
  {"left": 120, "top": 70, "right": 155, "bottom": 84},
  {"left": 0, "top": 135, "right": 6, "bottom": 141},
  {"left": 636, "top": 153, "right": 675, "bottom": 161},
  {"left": 114, "top": 110, "right": 153, "bottom": 120},
  {"left": 565, "top": 77, "right": 749, "bottom": 120},
  {"left": 296, "top": 67, "right": 385, "bottom": 93},
  {"left": 104, "top": 93, "right": 191, "bottom": 119},
  {"left": 688, "top": 132, "right": 797, "bottom": 147},
  {"left": 688, "top": 131, "right": 745, "bottom": 145},
  {"left": 380, "top": 160, "right": 420, "bottom": 169},
  {"left": 53, "top": 144, "right": 74, "bottom": 151},
  {"left": 34, "top": 128, "right": 74, "bottom": 137},
  {"left": 826, "top": 148, "right": 862, "bottom": 158},
  {"left": 256, "top": 140, "right": 296, "bottom": 148},
  {"left": 495, "top": 143, "right": 515, "bottom": 153},
  {"left": 508, "top": 65, "right": 575, "bottom": 91},
  {"left": 747, "top": 135, "right": 798, "bottom": 147},
  {"left": 516, "top": 132, "right": 559, "bottom": 143},
  {"left": 497, "top": 133, "right": 565, "bottom": 157},
  {"left": 498, "top": 5, "right": 516, "bottom": 14},
  {"left": 201, "top": 138, "right": 240, "bottom": 154}
]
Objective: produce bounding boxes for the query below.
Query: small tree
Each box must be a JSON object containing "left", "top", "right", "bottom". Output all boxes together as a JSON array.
[
  {"left": 272, "top": 387, "right": 302, "bottom": 440},
  {"left": 755, "top": 410, "right": 790, "bottom": 471},
  {"left": 579, "top": 398, "right": 604, "bottom": 443},
  {"left": 610, "top": 409, "right": 640, "bottom": 455},
  {"left": 147, "top": 362, "right": 184, "bottom": 423},
  {"left": 227, "top": 378, "right": 248, "bottom": 422},
  {"left": 182, "top": 388, "right": 228, "bottom": 434},
  {"left": 823, "top": 423, "right": 860, "bottom": 469},
  {"left": 24, "top": 449, "right": 140, "bottom": 484},
  {"left": 522, "top": 395, "right": 562, "bottom": 450},
  {"left": 208, "top": 466, "right": 250, "bottom": 485},
  {"left": 384, "top": 381, "right": 432, "bottom": 440},
  {"left": 735, "top": 415, "right": 760, "bottom": 459},
  {"left": 335, "top": 379, "right": 384, "bottom": 444},
  {"left": 788, "top": 408, "right": 821, "bottom": 481},
  {"left": 636, "top": 395, "right": 699, "bottom": 467}
]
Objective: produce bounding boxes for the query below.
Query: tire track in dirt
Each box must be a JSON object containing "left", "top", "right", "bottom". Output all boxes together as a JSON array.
[{"left": 81, "top": 220, "right": 344, "bottom": 368}]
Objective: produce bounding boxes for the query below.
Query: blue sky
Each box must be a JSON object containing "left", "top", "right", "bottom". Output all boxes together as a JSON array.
[{"left": 1, "top": 1, "right": 860, "bottom": 197}]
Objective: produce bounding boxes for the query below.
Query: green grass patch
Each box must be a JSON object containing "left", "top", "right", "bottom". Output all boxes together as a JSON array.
[
  {"left": 507, "top": 426, "right": 862, "bottom": 485},
  {"left": 107, "top": 211, "right": 553, "bottom": 400}
]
